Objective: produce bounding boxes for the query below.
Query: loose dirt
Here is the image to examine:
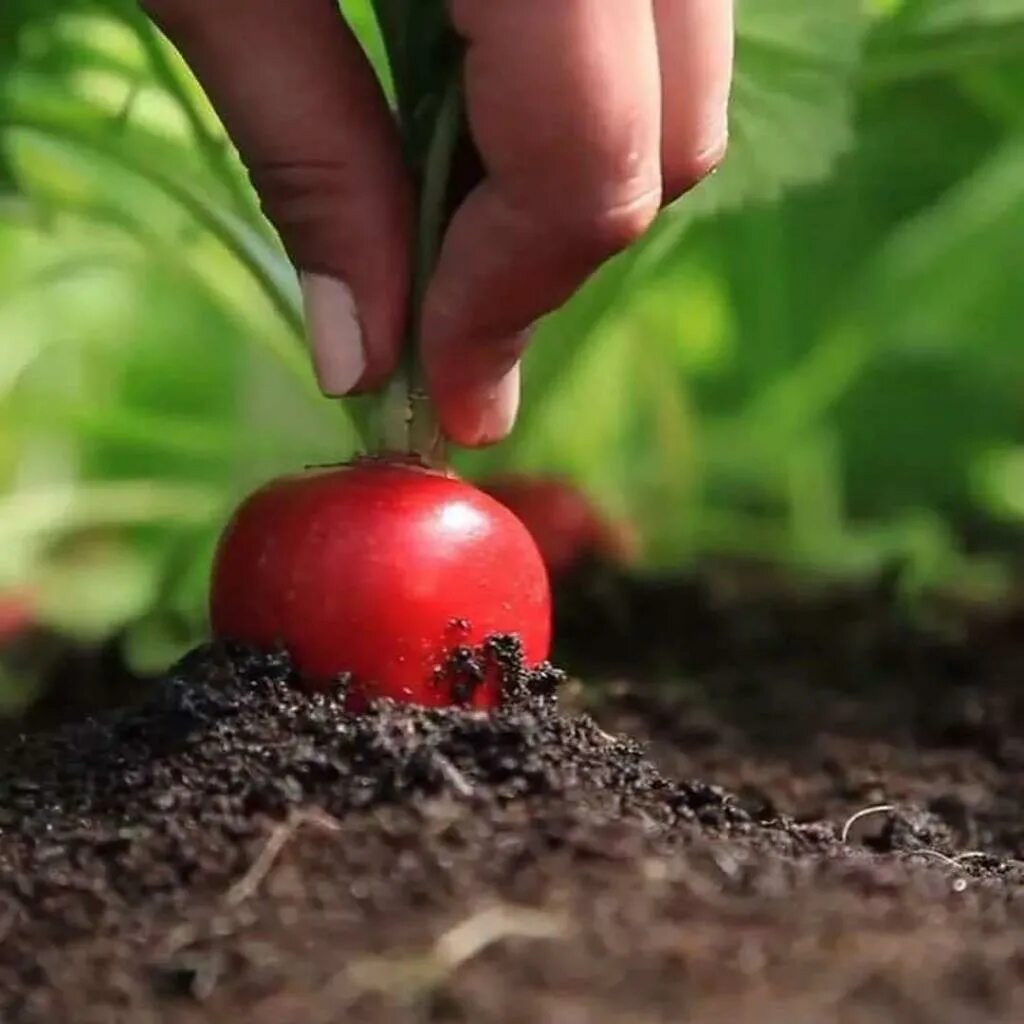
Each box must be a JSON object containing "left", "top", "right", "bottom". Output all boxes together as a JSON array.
[{"left": 3, "top": 570, "right": 1024, "bottom": 1023}]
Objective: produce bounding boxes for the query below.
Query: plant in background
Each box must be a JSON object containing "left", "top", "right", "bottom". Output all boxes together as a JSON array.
[{"left": 0, "top": 0, "right": 1023, "bottom": 705}]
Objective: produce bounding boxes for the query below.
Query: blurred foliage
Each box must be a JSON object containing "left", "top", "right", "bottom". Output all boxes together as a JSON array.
[{"left": 1, "top": 0, "right": 1024, "bottom": 690}]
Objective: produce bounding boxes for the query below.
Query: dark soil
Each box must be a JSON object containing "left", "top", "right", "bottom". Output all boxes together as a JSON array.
[{"left": 4, "top": 570, "right": 1024, "bottom": 1023}]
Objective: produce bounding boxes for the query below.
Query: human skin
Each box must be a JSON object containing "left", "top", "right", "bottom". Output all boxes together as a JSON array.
[{"left": 140, "top": 0, "right": 734, "bottom": 446}]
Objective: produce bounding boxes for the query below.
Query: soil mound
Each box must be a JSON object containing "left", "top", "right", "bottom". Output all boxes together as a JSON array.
[{"left": 3, "top": 596, "right": 1024, "bottom": 1023}]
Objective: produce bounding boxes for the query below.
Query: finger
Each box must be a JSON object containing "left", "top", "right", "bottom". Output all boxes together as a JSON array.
[
  {"left": 654, "top": 0, "right": 734, "bottom": 201},
  {"left": 141, "top": 0, "right": 412, "bottom": 394},
  {"left": 422, "top": 0, "right": 664, "bottom": 447}
]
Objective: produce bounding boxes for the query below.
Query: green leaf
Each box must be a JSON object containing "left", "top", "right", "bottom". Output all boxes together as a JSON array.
[
  {"left": 342, "top": 0, "right": 394, "bottom": 100},
  {"left": 855, "top": 140, "right": 1024, "bottom": 354},
  {"left": 904, "top": 0, "right": 1024, "bottom": 31},
  {"left": 0, "top": 480, "right": 224, "bottom": 544},
  {"left": 689, "top": 0, "right": 867, "bottom": 215},
  {"left": 35, "top": 540, "right": 160, "bottom": 642},
  {"left": 865, "top": 0, "right": 1024, "bottom": 82}
]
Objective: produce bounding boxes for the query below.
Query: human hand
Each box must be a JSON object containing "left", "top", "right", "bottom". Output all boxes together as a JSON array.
[{"left": 141, "top": 0, "right": 733, "bottom": 445}]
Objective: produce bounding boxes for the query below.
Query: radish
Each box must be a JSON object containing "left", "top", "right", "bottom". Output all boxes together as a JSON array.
[
  {"left": 482, "top": 475, "right": 637, "bottom": 581},
  {"left": 0, "top": 590, "right": 33, "bottom": 647},
  {"left": 211, "top": 459, "right": 550, "bottom": 708}
]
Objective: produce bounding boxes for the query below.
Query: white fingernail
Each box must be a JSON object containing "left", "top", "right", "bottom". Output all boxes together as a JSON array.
[
  {"left": 300, "top": 272, "right": 365, "bottom": 396},
  {"left": 463, "top": 362, "right": 522, "bottom": 447}
]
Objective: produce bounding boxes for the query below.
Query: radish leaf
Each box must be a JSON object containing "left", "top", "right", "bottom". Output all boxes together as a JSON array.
[{"left": 686, "top": 0, "right": 867, "bottom": 216}]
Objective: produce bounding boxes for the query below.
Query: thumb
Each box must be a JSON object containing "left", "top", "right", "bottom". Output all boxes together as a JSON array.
[{"left": 141, "top": 0, "right": 412, "bottom": 394}]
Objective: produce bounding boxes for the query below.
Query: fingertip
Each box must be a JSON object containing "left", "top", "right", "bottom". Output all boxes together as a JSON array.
[
  {"left": 258, "top": 156, "right": 411, "bottom": 392},
  {"left": 656, "top": 0, "right": 735, "bottom": 202},
  {"left": 440, "top": 363, "right": 521, "bottom": 448},
  {"left": 301, "top": 272, "right": 365, "bottom": 396},
  {"left": 663, "top": 131, "right": 730, "bottom": 204},
  {"left": 426, "top": 339, "right": 525, "bottom": 448},
  {"left": 300, "top": 270, "right": 404, "bottom": 396}
]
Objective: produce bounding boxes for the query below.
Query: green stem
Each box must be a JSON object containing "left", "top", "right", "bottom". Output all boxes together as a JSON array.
[
  {"left": 414, "top": 77, "right": 463, "bottom": 312},
  {"left": 379, "top": 74, "right": 463, "bottom": 463}
]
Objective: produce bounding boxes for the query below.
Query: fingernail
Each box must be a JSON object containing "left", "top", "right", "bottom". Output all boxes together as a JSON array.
[
  {"left": 462, "top": 361, "right": 521, "bottom": 447},
  {"left": 300, "top": 272, "right": 365, "bottom": 396}
]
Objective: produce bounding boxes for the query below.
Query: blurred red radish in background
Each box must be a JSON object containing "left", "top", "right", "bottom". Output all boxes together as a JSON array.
[
  {"left": 481, "top": 475, "right": 637, "bottom": 581},
  {"left": 0, "top": 591, "right": 34, "bottom": 648}
]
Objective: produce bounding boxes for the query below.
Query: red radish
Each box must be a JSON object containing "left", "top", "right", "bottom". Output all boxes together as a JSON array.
[
  {"left": 0, "top": 589, "right": 33, "bottom": 643},
  {"left": 0, "top": 590, "right": 33, "bottom": 646},
  {"left": 481, "top": 475, "right": 637, "bottom": 580},
  {"left": 211, "top": 458, "right": 551, "bottom": 709}
]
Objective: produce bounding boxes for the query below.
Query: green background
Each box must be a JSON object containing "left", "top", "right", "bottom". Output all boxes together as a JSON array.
[{"left": 1, "top": 0, "right": 1023, "bottom": 705}]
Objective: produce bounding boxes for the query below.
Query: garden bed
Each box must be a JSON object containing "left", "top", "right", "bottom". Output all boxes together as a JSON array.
[{"left": 3, "top": 570, "right": 1024, "bottom": 1023}]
